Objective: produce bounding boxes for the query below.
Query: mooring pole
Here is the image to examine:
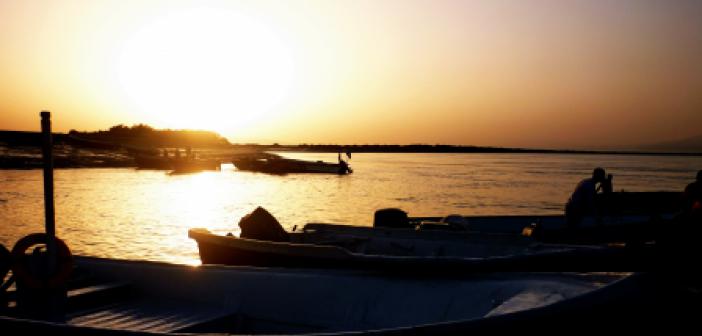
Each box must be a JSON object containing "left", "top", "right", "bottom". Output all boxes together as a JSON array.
[{"left": 40, "top": 111, "right": 56, "bottom": 267}]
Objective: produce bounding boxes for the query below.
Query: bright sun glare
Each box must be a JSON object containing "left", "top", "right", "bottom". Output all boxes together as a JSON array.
[{"left": 118, "top": 8, "right": 294, "bottom": 134}]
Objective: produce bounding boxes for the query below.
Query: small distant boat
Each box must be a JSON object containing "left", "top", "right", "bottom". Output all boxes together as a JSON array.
[
  {"left": 171, "top": 158, "right": 221, "bottom": 173},
  {"left": 134, "top": 154, "right": 174, "bottom": 170},
  {"left": 135, "top": 154, "right": 220, "bottom": 172},
  {"left": 231, "top": 155, "right": 352, "bottom": 175}
]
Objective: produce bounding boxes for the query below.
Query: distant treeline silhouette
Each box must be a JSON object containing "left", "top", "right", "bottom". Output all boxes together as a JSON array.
[
  {"left": 68, "top": 124, "right": 231, "bottom": 148},
  {"left": 2, "top": 127, "right": 700, "bottom": 157},
  {"left": 236, "top": 143, "right": 702, "bottom": 156},
  {"left": 0, "top": 125, "right": 230, "bottom": 149},
  {"left": 274, "top": 144, "right": 544, "bottom": 153}
]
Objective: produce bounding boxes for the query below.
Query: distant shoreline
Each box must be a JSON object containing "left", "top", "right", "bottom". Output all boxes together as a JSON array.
[
  {"left": 1, "top": 130, "right": 701, "bottom": 170},
  {"left": 248, "top": 144, "right": 702, "bottom": 157}
]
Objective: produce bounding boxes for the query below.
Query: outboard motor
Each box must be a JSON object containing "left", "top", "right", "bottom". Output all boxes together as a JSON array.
[
  {"left": 373, "top": 208, "right": 412, "bottom": 229},
  {"left": 0, "top": 244, "right": 10, "bottom": 312},
  {"left": 239, "top": 207, "right": 290, "bottom": 242}
]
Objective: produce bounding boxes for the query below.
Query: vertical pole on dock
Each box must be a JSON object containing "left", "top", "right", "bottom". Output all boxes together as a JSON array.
[
  {"left": 40, "top": 111, "right": 56, "bottom": 267},
  {"left": 15, "top": 111, "right": 66, "bottom": 321}
]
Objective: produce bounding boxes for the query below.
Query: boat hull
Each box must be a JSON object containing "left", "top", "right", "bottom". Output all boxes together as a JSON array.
[
  {"left": 0, "top": 260, "right": 696, "bottom": 335},
  {"left": 232, "top": 157, "right": 351, "bottom": 175},
  {"left": 189, "top": 228, "right": 659, "bottom": 272}
]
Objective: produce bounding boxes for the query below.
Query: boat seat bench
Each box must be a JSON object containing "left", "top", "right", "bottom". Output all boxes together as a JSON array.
[
  {"left": 67, "top": 282, "right": 133, "bottom": 314},
  {"left": 67, "top": 298, "right": 231, "bottom": 333}
]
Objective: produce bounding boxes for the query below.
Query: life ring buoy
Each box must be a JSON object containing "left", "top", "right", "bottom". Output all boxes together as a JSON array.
[
  {"left": 11, "top": 233, "right": 73, "bottom": 289},
  {"left": 0, "top": 244, "right": 10, "bottom": 283}
]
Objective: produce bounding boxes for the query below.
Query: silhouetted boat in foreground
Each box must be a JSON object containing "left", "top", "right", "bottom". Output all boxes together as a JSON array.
[
  {"left": 231, "top": 155, "right": 352, "bottom": 175},
  {"left": 3, "top": 256, "right": 699, "bottom": 335},
  {"left": 0, "top": 254, "right": 671, "bottom": 335}
]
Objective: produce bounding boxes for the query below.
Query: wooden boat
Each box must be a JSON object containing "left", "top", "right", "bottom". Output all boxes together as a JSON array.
[
  {"left": 232, "top": 155, "right": 352, "bottom": 175},
  {"left": 3, "top": 255, "right": 687, "bottom": 335}
]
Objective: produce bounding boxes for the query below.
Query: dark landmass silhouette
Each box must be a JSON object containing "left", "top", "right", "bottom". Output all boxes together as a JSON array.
[
  {"left": 0, "top": 125, "right": 231, "bottom": 169},
  {"left": 0, "top": 124, "right": 230, "bottom": 149},
  {"left": 69, "top": 124, "right": 232, "bottom": 149},
  {"left": 245, "top": 143, "right": 702, "bottom": 156},
  {"left": 1, "top": 124, "right": 701, "bottom": 169}
]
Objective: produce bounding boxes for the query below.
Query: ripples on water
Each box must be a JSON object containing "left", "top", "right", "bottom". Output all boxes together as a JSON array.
[{"left": 1, "top": 153, "right": 700, "bottom": 264}]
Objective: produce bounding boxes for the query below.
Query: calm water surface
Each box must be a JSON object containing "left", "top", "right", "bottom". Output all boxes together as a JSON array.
[{"left": 1, "top": 153, "right": 700, "bottom": 265}]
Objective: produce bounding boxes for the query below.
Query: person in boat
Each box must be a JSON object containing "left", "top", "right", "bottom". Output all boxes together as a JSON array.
[
  {"left": 683, "top": 170, "right": 702, "bottom": 218},
  {"left": 337, "top": 151, "right": 351, "bottom": 174},
  {"left": 565, "top": 167, "right": 610, "bottom": 228},
  {"left": 598, "top": 174, "right": 613, "bottom": 193},
  {"left": 659, "top": 170, "right": 702, "bottom": 272}
]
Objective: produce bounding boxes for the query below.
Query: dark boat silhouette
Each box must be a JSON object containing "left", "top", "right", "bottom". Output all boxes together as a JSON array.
[
  {"left": 189, "top": 192, "right": 681, "bottom": 270},
  {"left": 232, "top": 154, "right": 351, "bottom": 175},
  {"left": 135, "top": 154, "right": 220, "bottom": 172},
  {"left": 4, "top": 254, "right": 672, "bottom": 335}
]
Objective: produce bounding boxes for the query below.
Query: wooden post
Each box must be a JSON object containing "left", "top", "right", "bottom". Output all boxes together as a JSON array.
[
  {"left": 40, "top": 111, "right": 56, "bottom": 269},
  {"left": 14, "top": 111, "right": 67, "bottom": 321}
]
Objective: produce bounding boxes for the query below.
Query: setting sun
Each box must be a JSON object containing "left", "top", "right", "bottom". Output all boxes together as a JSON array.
[{"left": 117, "top": 8, "right": 295, "bottom": 134}]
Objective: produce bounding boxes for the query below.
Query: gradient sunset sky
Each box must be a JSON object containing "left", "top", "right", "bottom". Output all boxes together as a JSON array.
[{"left": 1, "top": 0, "right": 701, "bottom": 148}]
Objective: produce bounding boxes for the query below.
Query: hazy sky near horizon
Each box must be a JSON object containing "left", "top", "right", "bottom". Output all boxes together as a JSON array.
[{"left": 1, "top": 0, "right": 701, "bottom": 148}]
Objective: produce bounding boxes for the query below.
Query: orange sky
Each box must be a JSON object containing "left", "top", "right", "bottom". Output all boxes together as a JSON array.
[{"left": 1, "top": 0, "right": 701, "bottom": 148}]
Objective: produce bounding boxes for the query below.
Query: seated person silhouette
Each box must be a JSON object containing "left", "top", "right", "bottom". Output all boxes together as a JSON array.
[
  {"left": 565, "top": 167, "right": 610, "bottom": 229},
  {"left": 598, "top": 174, "right": 614, "bottom": 193},
  {"left": 683, "top": 170, "right": 702, "bottom": 219}
]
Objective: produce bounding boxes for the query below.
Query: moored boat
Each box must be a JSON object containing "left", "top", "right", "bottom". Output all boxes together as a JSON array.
[
  {"left": 189, "top": 192, "right": 681, "bottom": 270},
  {"left": 309, "top": 191, "right": 682, "bottom": 245},
  {"left": 171, "top": 158, "right": 221, "bottom": 173},
  {"left": 189, "top": 227, "right": 660, "bottom": 272},
  {"left": 189, "top": 192, "right": 679, "bottom": 270},
  {"left": 0, "top": 254, "right": 668, "bottom": 335},
  {"left": 134, "top": 154, "right": 174, "bottom": 170},
  {"left": 232, "top": 155, "right": 352, "bottom": 175}
]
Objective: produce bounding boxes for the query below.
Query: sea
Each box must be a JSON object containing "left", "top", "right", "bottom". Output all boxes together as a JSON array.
[{"left": 1, "top": 152, "right": 700, "bottom": 265}]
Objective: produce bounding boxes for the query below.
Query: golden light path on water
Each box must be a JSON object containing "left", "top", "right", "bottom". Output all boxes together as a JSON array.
[{"left": 1, "top": 153, "right": 700, "bottom": 265}]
